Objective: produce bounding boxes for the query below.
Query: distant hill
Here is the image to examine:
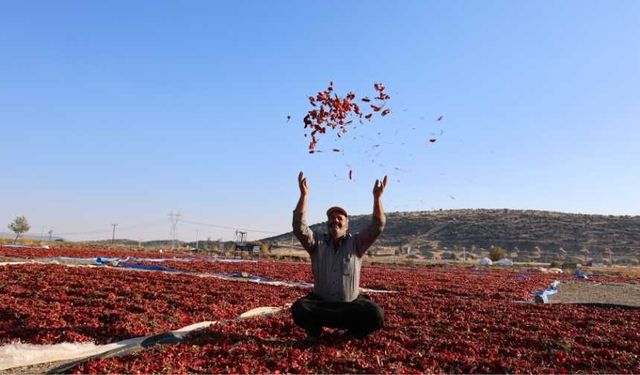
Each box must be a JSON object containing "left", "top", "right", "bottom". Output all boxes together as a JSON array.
[
  {"left": 88, "top": 239, "right": 186, "bottom": 248},
  {"left": 262, "top": 209, "right": 640, "bottom": 263}
]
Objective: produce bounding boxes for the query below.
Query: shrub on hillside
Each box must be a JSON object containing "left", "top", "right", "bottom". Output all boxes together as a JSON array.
[{"left": 488, "top": 246, "right": 508, "bottom": 261}]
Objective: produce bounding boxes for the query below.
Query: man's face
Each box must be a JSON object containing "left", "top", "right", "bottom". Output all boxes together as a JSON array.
[{"left": 327, "top": 212, "right": 348, "bottom": 240}]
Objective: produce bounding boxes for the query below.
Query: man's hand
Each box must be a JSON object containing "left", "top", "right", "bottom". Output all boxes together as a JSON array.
[
  {"left": 373, "top": 176, "right": 387, "bottom": 199},
  {"left": 357, "top": 176, "right": 388, "bottom": 257},
  {"left": 293, "top": 171, "right": 317, "bottom": 254},
  {"left": 298, "top": 171, "right": 309, "bottom": 197}
]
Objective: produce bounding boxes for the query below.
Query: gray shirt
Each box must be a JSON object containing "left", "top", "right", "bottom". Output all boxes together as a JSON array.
[{"left": 292, "top": 211, "right": 385, "bottom": 302}]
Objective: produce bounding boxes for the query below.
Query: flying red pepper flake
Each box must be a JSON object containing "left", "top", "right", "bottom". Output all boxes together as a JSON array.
[
  {"left": 332, "top": 148, "right": 341, "bottom": 152},
  {"left": 429, "top": 138, "right": 437, "bottom": 143},
  {"left": 348, "top": 169, "right": 353, "bottom": 180},
  {"left": 303, "top": 82, "right": 391, "bottom": 152}
]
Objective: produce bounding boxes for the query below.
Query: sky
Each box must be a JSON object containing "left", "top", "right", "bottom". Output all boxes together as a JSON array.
[{"left": 1, "top": 1, "right": 639, "bottom": 242}]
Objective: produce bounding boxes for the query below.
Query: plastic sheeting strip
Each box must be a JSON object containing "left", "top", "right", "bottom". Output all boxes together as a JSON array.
[
  {"left": 575, "top": 270, "right": 589, "bottom": 280},
  {"left": 2, "top": 255, "right": 254, "bottom": 266},
  {"left": 532, "top": 280, "right": 560, "bottom": 303},
  {"left": 209, "top": 258, "right": 259, "bottom": 263},
  {"left": 0, "top": 260, "right": 397, "bottom": 293},
  {"left": 197, "top": 272, "right": 395, "bottom": 293},
  {"left": 0, "top": 306, "right": 286, "bottom": 372}
]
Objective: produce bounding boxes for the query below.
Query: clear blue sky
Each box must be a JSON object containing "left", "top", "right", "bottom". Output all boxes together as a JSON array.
[{"left": 1, "top": 1, "right": 639, "bottom": 242}]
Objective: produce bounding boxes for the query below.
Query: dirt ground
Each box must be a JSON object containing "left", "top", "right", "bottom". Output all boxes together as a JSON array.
[{"left": 547, "top": 280, "right": 640, "bottom": 308}]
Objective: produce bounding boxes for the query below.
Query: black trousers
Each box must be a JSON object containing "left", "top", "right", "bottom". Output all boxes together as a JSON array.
[{"left": 291, "top": 292, "right": 384, "bottom": 338}]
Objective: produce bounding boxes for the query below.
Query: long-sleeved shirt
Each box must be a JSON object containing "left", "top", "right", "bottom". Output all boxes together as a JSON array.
[{"left": 292, "top": 210, "right": 385, "bottom": 302}]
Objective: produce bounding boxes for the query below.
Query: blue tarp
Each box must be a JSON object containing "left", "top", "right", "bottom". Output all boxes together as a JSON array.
[
  {"left": 95, "top": 257, "right": 130, "bottom": 265},
  {"left": 129, "top": 257, "right": 193, "bottom": 263},
  {"left": 95, "top": 256, "right": 192, "bottom": 265},
  {"left": 119, "top": 263, "right": 177, "bottom": 272}
]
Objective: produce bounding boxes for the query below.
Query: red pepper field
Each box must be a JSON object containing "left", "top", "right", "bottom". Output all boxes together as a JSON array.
[{"left": 1, "top": 245, "right": 639, "bottom": 373}]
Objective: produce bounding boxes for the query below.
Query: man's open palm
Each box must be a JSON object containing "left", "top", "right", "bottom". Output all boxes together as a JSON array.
[
  {"left": 373, "top": 176, "right": 387, "bottom": 198},
  {"left": 298, "top": 171, "right": 309, "bottom": 196}
]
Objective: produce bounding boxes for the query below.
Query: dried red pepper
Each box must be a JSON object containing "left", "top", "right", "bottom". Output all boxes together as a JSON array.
[{"left": 303, "top": 82, "right": 391, "bottom": 152}]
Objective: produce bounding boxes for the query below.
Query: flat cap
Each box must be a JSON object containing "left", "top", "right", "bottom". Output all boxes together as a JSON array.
[{"left": 326, "top": 206, "right": 348, "bottom": 218}]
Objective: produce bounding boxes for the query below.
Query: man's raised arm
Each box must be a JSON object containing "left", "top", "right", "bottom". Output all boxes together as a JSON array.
[
  {"left": 356, "top": 176, "right": 387, "bottom": 257},
  {"left": 292, "top": 171, "right": 317, "bottom": 254}
]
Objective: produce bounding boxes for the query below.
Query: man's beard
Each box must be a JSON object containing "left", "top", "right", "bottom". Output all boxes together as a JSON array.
[{"left": 328, "top": 223, "right": 347, "bottom": 239}]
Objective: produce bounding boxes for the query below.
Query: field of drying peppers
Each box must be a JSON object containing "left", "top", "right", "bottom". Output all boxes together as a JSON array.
[{"left": 1, "top": 245, "right": 639, "bottom": 373}]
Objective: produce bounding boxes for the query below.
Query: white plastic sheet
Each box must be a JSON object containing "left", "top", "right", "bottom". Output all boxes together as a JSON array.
[
  {"left": 0, "top": 306, "right": 284, "bottom": 371},
  {"left": 494, "top": 258, "right": 513, "bottom": 266}
]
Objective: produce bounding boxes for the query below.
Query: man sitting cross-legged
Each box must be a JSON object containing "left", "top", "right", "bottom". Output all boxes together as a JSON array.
[{"left": 291, "top": 171, "right": 387, "bottom": 342}]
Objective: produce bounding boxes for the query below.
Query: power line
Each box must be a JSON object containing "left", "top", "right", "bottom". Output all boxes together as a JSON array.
[
  {"left": 55, "top": 220, "right": 167, "bottom": 236},
  {"left": 30, "top": 216, "right": 282, "bottom": 241},
  {"left": 56, "top": 228, "right": 115, "bottom": 236},
  {"left": 180, "top": 219, "right": 281, "bottom": 235}
]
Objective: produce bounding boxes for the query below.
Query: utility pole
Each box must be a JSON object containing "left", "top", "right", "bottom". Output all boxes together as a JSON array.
[
  {"left": 235, "top": 230, "right": 247, "bottom": 244},
  {"left": 168, "top": 211, "right": 182, "bottom": 250},
  {"left": 195, "top": 229, "right": 199, "bottom": 251},
  {"left": 40, "top": 226, "right": 45, "bottom": 241},
  {"left": 48, "top": 230, "right": 53, "bottom": 241},
  {"left": 111, "top": 224, "right": 118, "bottom": 243}
]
